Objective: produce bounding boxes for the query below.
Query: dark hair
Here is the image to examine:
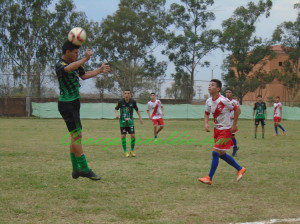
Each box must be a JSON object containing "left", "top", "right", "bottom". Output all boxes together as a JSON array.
[
  {"left": 276, "top": 96, "right": 280, "bottom": 99},
  {"left": 123, "top": 89, "right": 131, "bottom": 92},
  {"left": 62, "top": 40, "right": 80, "bottom": 54},
  {"left": 210, "top": 79, "right": 222, "bottom": 90},
  {"left": 257, "top": 95, "right": 262, "bottom": 98},
  {"left": 225, "top": 88, "right": 233, "bottom": 92},
  {"left": 150, "top": 92, "right": 155, "bottom": 95}
]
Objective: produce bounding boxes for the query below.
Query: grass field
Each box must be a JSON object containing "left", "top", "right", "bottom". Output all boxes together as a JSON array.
[{"left": 1, "top": 118, "right": 300, "bottom": 224}]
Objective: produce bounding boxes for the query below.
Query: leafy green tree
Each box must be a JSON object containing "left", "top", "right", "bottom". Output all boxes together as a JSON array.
[
  {"left": 163, "top": 0, "right": 221, "bottom": 101},
  {"left": 165, "top": 71, "right": 192, "bottom": 100},
  {"left": 220, "top": 0, "right": 274, "bottom": 105},
  {"left": 95, "top": 74, "right": 114, "bottom": 101},
  {"left": 0, "top": 0, "right": 92, "bottom": 115},
  {"left": 272, "top": 3, "right": 300, "bottom": 103},
  {"left": 95, "top": 0, "right": 168, "bottom": 96}
]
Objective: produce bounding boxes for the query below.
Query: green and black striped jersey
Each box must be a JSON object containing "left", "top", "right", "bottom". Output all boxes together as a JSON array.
[
  {"left": 115, "top": 98, "right": 139, "bottom": 127},
  {"left": 56, "top": 59, "right": 85, "bottom": 101}
]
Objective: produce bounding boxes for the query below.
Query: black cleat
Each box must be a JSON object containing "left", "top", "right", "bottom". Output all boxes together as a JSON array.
[
  {"left": 72, "top": 170, "right": 80, "bottom": 179},
  {"left": 80, "top": 169, "right": 101, "bottom": 181}
]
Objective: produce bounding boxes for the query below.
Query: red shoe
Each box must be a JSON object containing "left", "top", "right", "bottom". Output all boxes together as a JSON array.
[
  {"left": 198, "top": 176, "right": 212, "bottom": 185},
  {"left": 237, "top": 167, "right": 246, "bottom": 181},
  {"left": 283, "top": 131, "right": 287, "bottom": 136}
]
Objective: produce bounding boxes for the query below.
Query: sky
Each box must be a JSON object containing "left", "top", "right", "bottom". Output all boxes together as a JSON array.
[{"left": 52, "top": 0, "right": 299, "bottom": 98}]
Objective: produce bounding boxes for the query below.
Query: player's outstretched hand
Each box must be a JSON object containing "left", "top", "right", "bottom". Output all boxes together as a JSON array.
[
  {"left": 205, "top": 124, "right": 210, "bottom": 132},
  {"left": 99, "top": 62, "right": 111, "bottom": 73},
  {"left": 140, "top": 118, "right": 143, "bottom": 124},
  {"left": 85, "top": 49, "right": 93, "bottom": 60}
]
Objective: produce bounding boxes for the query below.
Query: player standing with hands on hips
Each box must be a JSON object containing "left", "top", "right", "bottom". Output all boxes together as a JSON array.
[
  {"left": 56, "top": 40, "right": 110, "bottom": 180},
  {"left": 147, "top": 93, "right": 165, "bottom": 141},
  {"left": 198, "top": 79, "right": 246, "bottom": 185}
]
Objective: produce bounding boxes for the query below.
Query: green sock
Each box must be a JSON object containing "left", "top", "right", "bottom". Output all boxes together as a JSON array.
[
  {"left": 262, "top": 133, "right": 264, "bottom": 139},
  {"left": 254, "top": 133, "right": 257, "bottom": 138},
  {"left": 76, "top": 154, "right": 90, "bottom": 173},
  {"left": 131, "top": 138, "right": 135, "bottom": 151},
  {"left": 122, "top": 138, "right": 127, "bottom": 152},
  {"left": 70, "top": 152, "right": 80, "bottom": 171}
]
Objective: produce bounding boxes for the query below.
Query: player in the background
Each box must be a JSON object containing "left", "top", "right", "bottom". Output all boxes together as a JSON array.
[
  {"left": 198, "top": 79, "right": 246, "bottom": 185},
  {"left": 56, "top": 40, "right": 110, "bottom": 180},
  {"left": 115, "top": 89, "right": 143, "bottom": 157},
  {"left": 147, "top": 93, "right": 165, "bottom": 141},
  {"left": 225, "top": 88, "right": 241, "bottom": 157},
  {"left": 253, "top": 95, "right": 267, "bottom": 139},
  {"left": 273, "top": 96, "right": 286, "bottom": 136}
]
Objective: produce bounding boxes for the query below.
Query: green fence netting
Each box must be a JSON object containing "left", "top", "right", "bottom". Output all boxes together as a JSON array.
[{"left": 32, "top": 102, "right": 300, "bottom": 120}]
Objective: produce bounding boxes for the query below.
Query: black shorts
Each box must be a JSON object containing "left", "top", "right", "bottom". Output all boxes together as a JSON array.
[
  {"left": 120, "top": 126, "right": 135, "bottom": 134},
  {"left": 58, "top": 99, "right": 82, "bottom": 132},
  {"left": 255, "top": 119, "right": 265, "bottom": 126}
]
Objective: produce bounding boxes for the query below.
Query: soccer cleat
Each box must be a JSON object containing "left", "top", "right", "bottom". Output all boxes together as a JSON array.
[
  {"left": 283, "top": 131, "right": 287, "bottom": 136},
  {"left": 72, "top": 170, "right": 80, "bottom": 179},
  {"left": 198, "top": 176, "right": 212, "bottom": 185},
  {"left": 80, "top": 169, "right": 101, "bottom": 181},
  {"left": 130, "top": 151, "right": 136, "bottom": 157},
  {"left": 237, "top": 167, "right": 246, "bottom": 181},
  {"left": 124, "top": 152, "right": 130, "bottom": 158},
  {"left": 273, "top": 133, "right": 278, "bottom": 136}
]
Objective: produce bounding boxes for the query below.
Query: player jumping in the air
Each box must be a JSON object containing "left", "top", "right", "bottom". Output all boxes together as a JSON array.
[
  {"left": 115, "top": 89, "right": 143, "bottom": 157},
  {"left": 273, "top": 96, "right": 286, "bottom": 136},
  {"left": 225, "top": 88, "right": 240, "bottom": 157},
  {"left": 147, "top": 93, "right": 164, "bottom": 141},
  {"left": 253, "top": 95, "right": 267, "bottom": 139},
  {"left": 198, "top": 79, "right": 246, "bottom": 185},
  {"left": 56, "top": 41, "right": 110, "bottom": 180}
]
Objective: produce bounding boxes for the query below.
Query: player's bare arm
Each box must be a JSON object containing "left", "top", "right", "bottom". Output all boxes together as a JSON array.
[
  {"left": 147, "top": 110, "right": 151, "bottom": 119},
  {"left": 64, "top": 49, "right": 92, "bottom": 73},
  {"left": 115, "top": 110, "right": 120, "bottom": 119},
  {"left": 204, "top": 113, "right": 210, "bottom": 132},
  {"left": 137, "top": 110, "right": 143, "bottom": 124},
  {"left": 161, "top": 106, "right": 164, "bottom": 116},
  {"left": 81, "top": 62, "right": 111, "bottom": 80},
  {"left": 231, "top": 107, "right": 240, "bottom": 133}
]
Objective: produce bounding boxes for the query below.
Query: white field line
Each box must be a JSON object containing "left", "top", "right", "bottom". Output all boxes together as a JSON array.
[{"left": 231, "top": 217, "right": 300, "bottom": 224}]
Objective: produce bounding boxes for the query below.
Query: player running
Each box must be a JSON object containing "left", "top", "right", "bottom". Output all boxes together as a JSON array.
[
  {"left": 56, "top": 41, "right": 110, "bottom": 180},
  {"left": 198, "top": 79, "right": 246, "bottom": 185},
  {"left": 115, "top": 89, "right": 143, "bottom": 157},
  {"left": 147, "top": 93, "right": 165, "bottom": 141},
  {"left": 225, "top": 88, "right": 241, "bottom": 157},
  {"left": 253, "top": 95, "right": 267, "bottom": 139},
  {"left": 273, "top": 96, "right": 286, "bottom": 136}
]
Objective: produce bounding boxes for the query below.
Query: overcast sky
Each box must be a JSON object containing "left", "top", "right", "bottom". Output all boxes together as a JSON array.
[{"left": 52, "top": 0, "right": 299, "bottom": 97}]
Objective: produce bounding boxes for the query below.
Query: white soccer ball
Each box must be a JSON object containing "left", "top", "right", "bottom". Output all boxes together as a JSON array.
[{"left": 68, "top": 27, "right": 87, "bottom": 46}]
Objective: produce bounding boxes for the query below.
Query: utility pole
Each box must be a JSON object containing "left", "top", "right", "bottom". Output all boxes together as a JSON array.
[
  {"left": 196, "top": 86, "right": 202, "bottom": 99},
  {"left": 211, "top": 65, "right": 218, "bottom": 80}
]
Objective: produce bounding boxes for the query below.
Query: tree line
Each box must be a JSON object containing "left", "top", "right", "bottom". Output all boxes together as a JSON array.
[{"left": 0, "top": 0, "right": 299, "bottom": 105}]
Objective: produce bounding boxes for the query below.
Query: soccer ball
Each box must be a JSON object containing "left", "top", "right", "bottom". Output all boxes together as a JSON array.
[{"left": 68, "top": 27, "right": 87, "bottom": 46}]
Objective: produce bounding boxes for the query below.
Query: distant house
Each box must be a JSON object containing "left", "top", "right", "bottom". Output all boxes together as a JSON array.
[{"left": 242, "top": 45, "right": 300, "bottom": 106}]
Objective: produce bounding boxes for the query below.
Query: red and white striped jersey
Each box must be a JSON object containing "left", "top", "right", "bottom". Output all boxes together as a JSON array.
[
  {"left": 147, "top": 99, "right": 163, "bottom": 119},
  {"left": 229, "top": 98, "right": 239, "bottom": 126},
  {"left": 205, "top": 94, "right": 238, "bottom": 130},
  {"left": 273, "top": 102, "right": 282, "bottom": 117}
]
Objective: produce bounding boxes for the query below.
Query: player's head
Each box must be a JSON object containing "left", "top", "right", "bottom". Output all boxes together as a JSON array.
[
  {"left": 257, "top": 95, "right": 262, "bottom": 103},
  {"left": 209, "top": 79, "right": 222, "bottom": 95},
  {"left": 275, "top": 96, "right": 280, "bottom": 103},
  {"left": 225, "top": 88, "right": 233, "bottom": 100},
  {"left": 123, "top": 89, "right": 131, "bottom": 99},
  {"left": 150, "top": 92, "right": 156, "bottom": 101},
  {"left": 62, "top": 40, "right": 80, "bottom": 62}
]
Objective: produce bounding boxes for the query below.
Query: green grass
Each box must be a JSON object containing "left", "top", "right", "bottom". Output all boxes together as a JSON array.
[{"left": 1, "top": 118, "right": 300, "bottom": 224}]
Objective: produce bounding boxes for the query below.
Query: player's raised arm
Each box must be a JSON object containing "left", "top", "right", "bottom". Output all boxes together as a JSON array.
[
  {"left": 64, "top": 49, "right": 92, "bottom": 73},
  {"left": 81, "top": 62, "right": 111, "bottom": 80}
]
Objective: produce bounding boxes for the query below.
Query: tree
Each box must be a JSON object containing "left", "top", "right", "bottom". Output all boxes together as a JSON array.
[
  {"left": 165, "top": 70, "right": 192, "bottom": 100},
  {"left": 220, "top": 0, "right": 274, "bottom": 105},
  {"left": 95, "top": 0, "right": 168, "bottom": 96},
  {"left": 163, "top": 0, "right": 221, "bottom": 102},
  {"left": 95, "top": 74, "right": 114, "bottom": 101},
  {"left": 0, "top": 0, "right": 92, "bottom": 116},
  {"left": 272, "top": 3, "right": 300, "bottom": 103}
]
